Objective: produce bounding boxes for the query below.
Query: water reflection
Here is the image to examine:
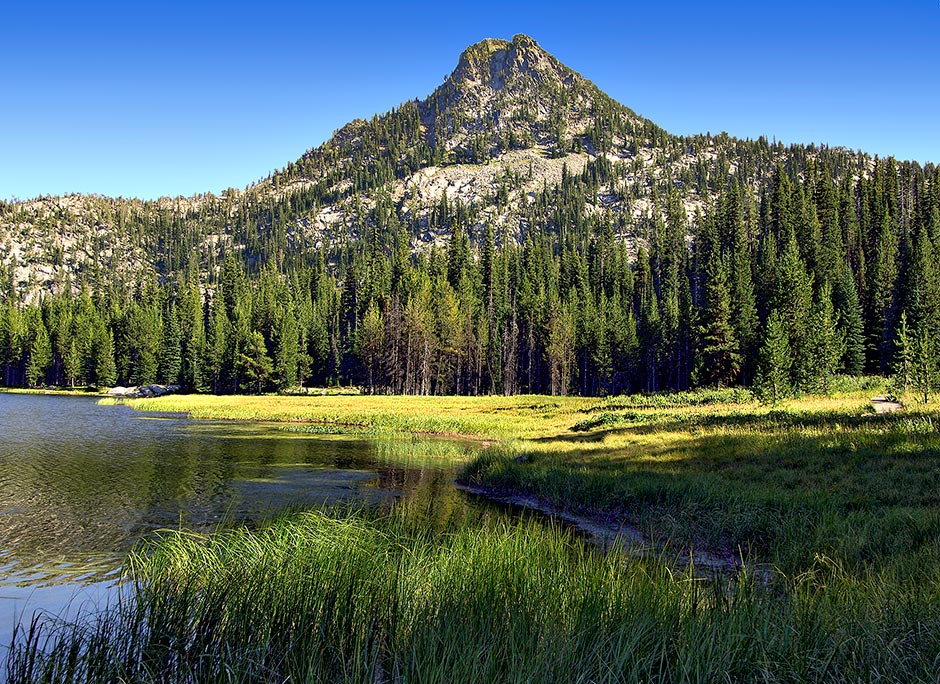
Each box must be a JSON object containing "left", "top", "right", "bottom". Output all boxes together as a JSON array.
[{"left": 0, "top": 393, "right": 479, "bottom": 652}]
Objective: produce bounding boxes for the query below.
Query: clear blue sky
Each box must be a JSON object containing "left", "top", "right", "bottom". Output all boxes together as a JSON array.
[{"left": 2, "top": 1, "right": 938, "bottom": 201}]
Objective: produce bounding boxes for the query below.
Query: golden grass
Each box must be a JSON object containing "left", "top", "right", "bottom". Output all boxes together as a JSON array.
[
  {"left": 102, "top": 387, "right": 893, "bottom": 457},
  {"left": 2, "top": 387, "right": 106, "bottom": 396},
  {"left": 104, "top": 393, "right": 595, "bottom": 440}
]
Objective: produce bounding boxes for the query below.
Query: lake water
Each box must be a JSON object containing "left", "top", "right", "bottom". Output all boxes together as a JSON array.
[{"left": 0, "top": 393, "right": 476, "bottom": 654}]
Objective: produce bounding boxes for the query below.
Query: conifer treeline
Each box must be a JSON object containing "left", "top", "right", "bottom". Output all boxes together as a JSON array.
[{"left": 1, "top": 158, "right": 938, "bottom": 397}]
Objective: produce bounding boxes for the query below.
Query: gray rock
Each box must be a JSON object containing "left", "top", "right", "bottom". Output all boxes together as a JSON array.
[{"left": 107, "top": 384, "right": 180, "bottom": 399}]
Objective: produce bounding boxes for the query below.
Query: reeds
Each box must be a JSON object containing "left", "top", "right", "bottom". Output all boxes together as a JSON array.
[
  {"left": 8, "top": 507, "right": 940, "bottom": 683},
  {"left": 65, "top": 386, "right": 940, "bottom": 682}
]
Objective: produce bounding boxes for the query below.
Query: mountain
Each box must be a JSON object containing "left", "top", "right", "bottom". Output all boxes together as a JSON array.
[
  {"left": 1, "top": 35, "right": 937, "bottom": 397},
  {"left": 1, "top": 34, "right": 873, "bottom": 301}
]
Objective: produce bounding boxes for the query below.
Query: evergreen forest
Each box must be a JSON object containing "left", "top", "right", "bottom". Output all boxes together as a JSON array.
[{"left": 2, "top": 155, "right": 938, "bottom": 400}]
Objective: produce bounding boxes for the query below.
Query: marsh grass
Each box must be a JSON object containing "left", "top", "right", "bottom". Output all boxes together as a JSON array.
[
  {"left": 109, "top": 389, "right": 940, "bottom": 574},
  {"left": 102, "top": 394, "right": 587, "bottom": 440},
  {"left": 464, "top": 397, "right": 940, "bottom": 573},
  {"left": 71, "top": 386, "right": 940, "bottom": 682},
  {"left": 8, "top": 507, "right": 940, "bottom": 684}
]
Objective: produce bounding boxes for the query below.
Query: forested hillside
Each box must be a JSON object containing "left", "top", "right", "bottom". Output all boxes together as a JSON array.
[{"left": 1, "top": 35, "right": 937, "bottom": 396}]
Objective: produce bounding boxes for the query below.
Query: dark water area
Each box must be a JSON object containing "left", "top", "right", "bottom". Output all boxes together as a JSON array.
[{"left": 0, "top": 393, "right": 474, "bottom": 654}]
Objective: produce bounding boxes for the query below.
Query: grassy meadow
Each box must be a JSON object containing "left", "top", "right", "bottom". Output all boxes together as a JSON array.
[
  {"left": 8, "top": 383, "right": 940, "bottom": 682},
  {"left": 99, "top": 392, "right": 589, "bottom": 439},
  {"left": 107, "top": 382, "right": 940, "bottom": 572}
]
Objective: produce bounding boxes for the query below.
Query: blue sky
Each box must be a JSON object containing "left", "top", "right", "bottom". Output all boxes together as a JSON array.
[{"left": 2, "top": 1, "right": 938, "bottom": 201}]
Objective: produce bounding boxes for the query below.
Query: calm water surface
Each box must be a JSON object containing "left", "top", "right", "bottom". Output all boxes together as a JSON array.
[{"left": 0, "top": 393, "right": 475, "bottom": 652}]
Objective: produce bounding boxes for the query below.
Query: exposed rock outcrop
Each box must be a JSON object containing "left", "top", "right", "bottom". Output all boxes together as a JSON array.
[{"left": 107, "top": 384, "right": 181, "bottom": 399}]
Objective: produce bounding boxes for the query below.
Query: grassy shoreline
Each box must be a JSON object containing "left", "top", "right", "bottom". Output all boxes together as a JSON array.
[
  {"left": 101, "top": 393, "right": 593, "bottom": 439},
  {"left": 101, "top": 385, "right": 940, "bottom": 573},
  {"left": 0, "top": 387, "right": 106, "bottom": 397},
  {"left": 9, "top": 507, "right": 940, "bottom": 683},
  {"left": 7, "top": 385, "right": 940, "bottom": 681}
]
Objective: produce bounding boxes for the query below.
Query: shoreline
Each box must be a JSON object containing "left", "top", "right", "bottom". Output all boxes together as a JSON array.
[
  {"left": 107, "top": 393, "right": 771, "bottom": 572},
  {"left": 0, "top": 387, "right": 107, "bottom": 397},
  {"left": 454, "top": 482, "right": 752, "bottom": 576},
  {"left": 42, "top": 386, "right": 936, "bottom": 578}
]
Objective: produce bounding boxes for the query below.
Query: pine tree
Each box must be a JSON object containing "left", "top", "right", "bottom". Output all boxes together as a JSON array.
[
  {"left": 755, "top": 310, "right": 792, "bottom": 405},
  {"left": 183, "top": 321, "right": 204, "bottom": 392},
  {"left": 866, "top": 211, "right": 899, "bottom": 372},
  {"left": 696, "top": 254, "right": 740, "bottom": 387},
  {"left": 546, "top": 296, "right": 575, "bottom": 396},
  {"left": 95, "top": 329, "right": 118, "bottom": 388},
  {"left": 833, "top": 265, "right": 865, "bottom": 375},
  {"left": 358, "top": 299, "right": 384, "bottom": 392},
  {"left": 801, "top": 281, "right": 844, "bottom": 394},
  {"left": 179, "top": 280, "right": 205, "bottom": 391},
  {"left": 26, "top": 316, "right": 52, "bottom": 387},
  {"left": 205, "top": 298, "right": 229, "bottom": 393},
  {"left": 63, "top": 338, "right": 80, "bottom": 388},
  {"left": 635, "top": 246, "right": 660, "bottom": 392},
  {"left": 391, "top": 222, "right": 412, "bottom": 293},
  {"left": 130, "top": 303, "right": 160, "bottom": 386},
  {"left": 893, "top": 312, "right": 913, "bottom": 396},
  {"left": 770, "top": 165, "right": 797, "bottom": 242},
  {"left": 910, "top": 325, "right": 937, "bottom": 403},
  {"left": 772, "top": 232, "right": 813, "bottom": 387},
  {"left": 159, "top": 304, "right": 182, "bottom": 385},
  {"left": 274, "top": 306, "right": 300, "bottom": 390},
  {"left": 482, "top": 222, "right": 500, "bottom": 393},
  {"left": 839, "top": 176, "right": 865, "bottom": 291},
  {"left": 446, "top": 222, "right": 470, "bottom": 288},
  {"left": 240, "top": 331, "right": 274, "bottom": 394},
  {"left": 903, "top": 224, "right": 940, "bottom": 338},
  {"left": 728, "top": 184, "right": 758, "bottom": 384},
  {"left": 608, "top": 290, "right": 638, "bottom": 394},
  {"left": 815, "top": 166, "right": 842, "bottom": 278}
]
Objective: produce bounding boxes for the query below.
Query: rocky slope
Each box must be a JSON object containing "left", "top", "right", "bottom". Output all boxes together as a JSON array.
[{"left": 0, "top": 34, "right": 873, "bottom": 301}]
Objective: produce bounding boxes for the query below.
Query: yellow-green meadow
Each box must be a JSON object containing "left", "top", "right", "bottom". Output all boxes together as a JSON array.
[{"left": 10, "top": 385, "right": 940, "bottom": 683}]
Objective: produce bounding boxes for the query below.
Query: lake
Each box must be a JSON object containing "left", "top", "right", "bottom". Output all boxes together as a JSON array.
[{"left": 0, "top": 393, "right": 478, "bottom": 654}]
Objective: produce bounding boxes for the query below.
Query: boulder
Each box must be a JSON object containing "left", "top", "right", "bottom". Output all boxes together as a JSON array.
[{"left": 106, "top": 384, "right": 180, "bottom": 399}]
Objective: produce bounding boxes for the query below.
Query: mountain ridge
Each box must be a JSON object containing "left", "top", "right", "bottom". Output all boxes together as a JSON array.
[
  {"left": 0, "top": 35, "right": 937, "bottom": 398},
  {"left": 0, "top": 34, "right": 926, "bottom": 303}
]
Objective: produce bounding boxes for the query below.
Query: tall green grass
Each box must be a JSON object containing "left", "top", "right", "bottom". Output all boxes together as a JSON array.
[
  {"left": 463, "top": 402, "right": 940, "bottom": 573},
  {"left": 8, "top": 507, "right": 940, "bottom": 683},
  {"left": 586, "top": 387, "right": 756, "bottom": 412},
  {"left": 63, "top": 387, "right": 940, "bottom": 682}
]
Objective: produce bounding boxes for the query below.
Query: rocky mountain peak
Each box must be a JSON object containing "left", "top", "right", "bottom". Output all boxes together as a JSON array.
[
  {"left": 420, "top": 34, "right": 609, "bottom": 158},
  {"left": 4, "top": 33, "right": 881, "bottom": 306},
  {"left": 449, "top": 34, "right": 565, "bottom": 92}
]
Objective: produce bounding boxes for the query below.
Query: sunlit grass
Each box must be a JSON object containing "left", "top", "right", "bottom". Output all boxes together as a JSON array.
[
  {"left": 1, "top": 387, "right": 104, "bottom": 396},
  {"left": 15, "top": 382, "right": 940, "bottom": 681},
  {"left": 463, "top": 386, "right": 940, "bottom": 573},
  {"left": 103, "top": 393, "right": 591, "bottom": 440},
  {"left": 103, "top": 382, "right": 940, "bottom": 575}
]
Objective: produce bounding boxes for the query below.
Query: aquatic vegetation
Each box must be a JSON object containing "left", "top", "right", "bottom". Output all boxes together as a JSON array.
[
  {"left": 8, "top": 508, "right": 940, "bottom": 683},
  {"left": 61, "top": 387, "right": 940, "bottom": 682}
]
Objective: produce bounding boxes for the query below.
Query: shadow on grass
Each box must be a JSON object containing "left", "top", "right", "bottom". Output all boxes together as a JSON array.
[
  {"left": 566, "top": 403, "right": 937, "bottom": 438},
  {"left": 467, "top": 410, "right": 940, "bottom": 573}
]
